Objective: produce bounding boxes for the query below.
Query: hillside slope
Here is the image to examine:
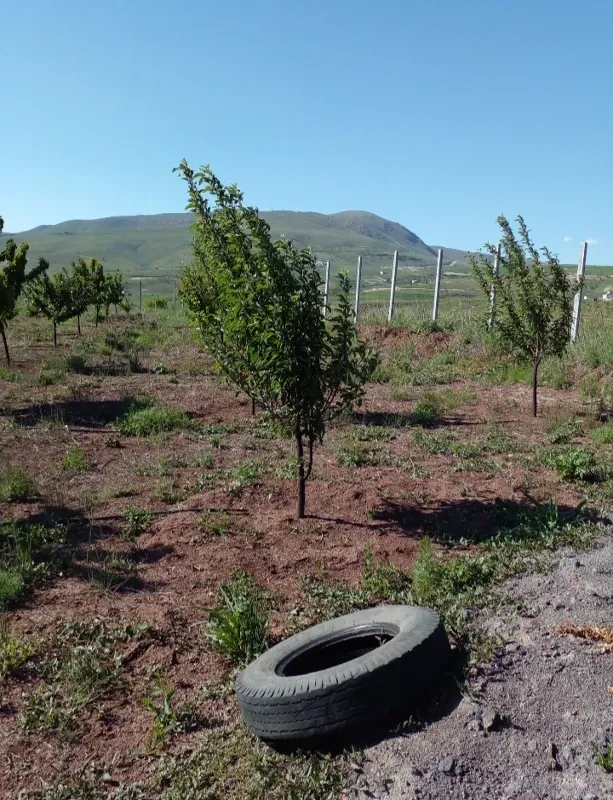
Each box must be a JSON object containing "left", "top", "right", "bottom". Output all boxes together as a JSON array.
[{"left": 1, "top": 211, "right": 464, "bottom": 279}]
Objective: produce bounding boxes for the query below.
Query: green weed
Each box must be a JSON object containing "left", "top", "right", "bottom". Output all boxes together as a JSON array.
[
  {"left": 121, "top": 507, "right": 154, "bottom": 540},
  {"left": 551, "top": 446, "right": 601, "bottom": 482},
  {"left": 142, "top": 673, "right": 198, "bottom": 753},
  {"left": 410, "top": 392, "right": 444, "bottom": 427},
  {"left": 115, "top": 403, "right": 193, "bottom": 437},
  {"left": 207, "top": 573, "right": 269, "bottom": 665},
  {"left": 275, "top": 456, "right": 298, "bottom": 479},
  {"left": 594, "top": 743, "right": 613, "bottom": 773},
  {"left": 60, "top": 445, "right": 91, "bottom": 473},
  {"left": 589, "top": 422, "right": 613, "bottom": 445},
  {"left": 227, "top": 461, "right": 262, "bottom": 495},
  {"left": 0, "top": 617, "right": 37, "bottom": 682},
  {"left": 0, "top": 466, "right": 38, "bottom": 502},
  {"left": 548, "top": 417, "right": 583, "bottom": 445}
]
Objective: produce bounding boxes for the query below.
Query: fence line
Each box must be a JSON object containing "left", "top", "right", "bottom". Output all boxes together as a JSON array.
[
  {"left": 488, "top": 243, "right": 501, "bottom": 331},
  {"left": 571, "top": 241, "right": 588, "bottom": 342},
  {"left": 432, "top": 249, "right": 444, "bottom": 321},
  {"left": 387, "top": 250, "right": 399, "bottom": 322},
  {"left": 354, "top": 256, "right": 362, "bottom": 322}
]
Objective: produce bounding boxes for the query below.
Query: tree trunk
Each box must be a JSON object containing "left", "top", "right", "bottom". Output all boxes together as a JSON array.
[
  {"left": 295, "top": 427, "right": 306, "bottom": 519},
  {"left": 77, "top": 315, "right": 81, "bottom": 336},
  {"left": 53, "top": 322, "right": 57, "bottom": 348},
  {"left": 0, "top": 326, "right": 10, "bottom": 364},
  {"left": 532, "top": 360, "right": 540, "bottom": 417},
  {"left": 251, "top": 397, "right": 256, "bottom": 416}
]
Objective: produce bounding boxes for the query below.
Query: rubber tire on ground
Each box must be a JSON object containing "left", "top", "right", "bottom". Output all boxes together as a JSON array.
[{"left": 235, "top": 605, "right": 450, "bottom": 745}]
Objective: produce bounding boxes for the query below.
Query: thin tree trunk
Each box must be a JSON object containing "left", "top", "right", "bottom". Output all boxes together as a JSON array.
[
  {"left": 53, "top": 322, "right": 57, "bottom": 348},
  {"left": 77, "top": 315, "right": 81, "bottom": 336},
  {"left": 0, "top": 326, "right": 10, "bottom": 364},
  {"left": 295, "top": 426, "right": 306, "bottom": 519},
  {"left": 251, "top": 397, "right": 256, "bottom": 416},
  {"left": 532, "top": 360, "right": 540, "bottom": 417}
]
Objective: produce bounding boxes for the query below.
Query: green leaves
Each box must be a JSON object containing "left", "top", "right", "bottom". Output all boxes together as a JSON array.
[
  {"left": 0, "top": 238, "right": 50, "bottom": 361},
  {"left": 177, "top": 161, "right": 379, "bottom": 515},
  {"left": 471, "top": 216, "right": 578, "bottom": 415}
]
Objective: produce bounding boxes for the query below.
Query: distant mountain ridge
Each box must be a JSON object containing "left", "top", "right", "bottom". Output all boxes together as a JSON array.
[{"left": 1, "top": 210, "right": 468, "bottom": 277}]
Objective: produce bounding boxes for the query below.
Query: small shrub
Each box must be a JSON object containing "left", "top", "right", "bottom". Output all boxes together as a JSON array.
[
  {"left": 0, "top": 466, "right": 38, "bottom": 502},
  {"left": 197, "top": 451, "right": 214, "bottom": 469},
  {"left": 60, "top": 445, "right": 91, "bottom": 473},
  {"left": 152, "top": 361, "right": 171, "bottom": 374},
  {"left": 552, "top": 446, "right": 601, "bottom": 482},
  {"left": 197, "top": 510, "right": 230, "bottom": 537},
  {"left": 410, "top": 393, "right": 444, "bottom": 427},
  {"left": 121, "top": 507, "right": 154, "bottom": 539},
  {"left": 65, "top": 355, "right": 88, "bottom": 373},
  {"left": 115, "top": 404, "right": 193, "bottom": 437},
  {"left": 207, "top": 572, "right": 269, "bottom": 665}
]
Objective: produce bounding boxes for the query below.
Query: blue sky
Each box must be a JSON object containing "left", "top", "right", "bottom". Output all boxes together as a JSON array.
[{"left": 2, "top": 0, "right": 612, "bottom": 262}]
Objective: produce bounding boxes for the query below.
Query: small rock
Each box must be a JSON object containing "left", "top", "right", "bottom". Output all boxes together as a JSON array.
[
  {"left": 482, "top": 708, "right": 502, "bottom": 732},
  {"left": 467, "top": 718, "right": 482, "bottom": 732},
  {"left": 506, "top": 642, "right": 521, "bottom": 653},
  {"left": 553, "top": 601, "right": 566, "bottom": 610},
  {"left": 559, "top": 744, "right": 575, "bottom": 768},
  {"left": 504, "top": 777, "right": 524, "bottom": 797},
  {"left": 581, "top": 794, "right": 598, "bottom": 800},
  {"left": 437, "top": 756, "right": 455, "bottom": 775},
  {"left": 559, "top": 556, "right": 581, "bottom": 570}
]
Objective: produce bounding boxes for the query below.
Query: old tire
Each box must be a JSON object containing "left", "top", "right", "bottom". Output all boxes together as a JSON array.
[{"left": 235, "top": 605, "right": 450, "bottom": 745}]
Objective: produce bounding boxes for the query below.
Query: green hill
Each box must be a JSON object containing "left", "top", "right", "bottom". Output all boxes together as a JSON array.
[{"left": 0, "top": 211, "right": 468, "bottom": 289}]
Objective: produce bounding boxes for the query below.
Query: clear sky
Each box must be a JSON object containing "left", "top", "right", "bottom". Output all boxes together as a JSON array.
[{"left": 2, "top": 0, "right": 612, "bottom": 262}]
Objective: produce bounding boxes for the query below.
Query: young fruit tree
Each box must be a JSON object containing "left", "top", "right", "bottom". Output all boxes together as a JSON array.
[
  {"left": 470, "top": 215, "right": 579, "bottom": 417},
  {"left": 176, "top": 160, "right": 379, "bottom": 518},
  {"left": 0, "top": 240, "right": 49, "bottom": 363},
  {"left": 103, "top": 272, "right": 130, "bottom": 318},
  {"left": 25, "top": 269, "right": 76, "bottom": 346},
  {"left": 87, "top": 258, "right": 108, "bottom": 325},
  {"left": 69, "top": 257, "right": 94, "bottom": 335}
]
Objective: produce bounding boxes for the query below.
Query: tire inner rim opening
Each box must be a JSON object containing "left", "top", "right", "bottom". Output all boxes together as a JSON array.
[{"left": 277, "top": 624, "right": 398, "bottom": 676}]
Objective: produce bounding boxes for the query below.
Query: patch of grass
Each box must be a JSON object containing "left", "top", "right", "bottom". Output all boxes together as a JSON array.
[
  {"left": 60, "top": 445, "right": 91, "bottom": 473},
  {"left": 226, "top": 460, "right": 262, "bottom": 495},
  {"left": 589, "top": 422, "right": 613, "bottom": 445},
  {"left": 121, "top": 507, "right": 154, "bottom": 540},
  {"left": 197, "top": 451, "right": 215, "bottom": 469},
  {"left": 106, "top": 485, "right": 141, "bottom": 499},
  {"left": 410, "top": 392, "right": 444, "bottom": 427},
  {"left": 20, "top": 618, "right": 148, "bottom": 739},
  {"left": 154, "top": 725, "right": 351, "bottom": 800},
  {"left": 197, "top": 510, "right": 231, "bottom": 538},
  {"left": 551, "top": 446, "right": 602, "bottom": 482},
  {"left": 579, "top": 372, "right": 600, "bottom": 400},
  {"left": 0, "top": 520, "right": 68, "bottom": 605},
  {"left": 207, "top": 572, "right": 269, "bottom": 665},
  {"left": 0, "top": 466, "right": 38, "bottom": 502},
  {"left": 0, "top": 367, "right": 21, "bottom": 382},
  {"left": 0, "top": 617, "right": 37, "bottom": 682},
  {"left": 275, "top": 456, "right": 298, "bottom": 479},
  {"left": 115, "top": 403, "right": 193, "bottom": 437},
  {"left": 337, "top": 439, "right": 381, "bottom": 468},
  {"left": 87, "top": 551, "right": 137, "bottom": 592},
  {"left": 594, "top": 743, "right": 613, "bottom": 773},
  {"left": 0, "top": 569, "right": 25, "bottom": 607},
  {"left": 548, "top": 417, "right": 583, "bottom": 445},
  {"left": 155, "top": 480, "right": 187, "bottom": 505},
  {"left": 142, "top": 672, "right": 198, "bottom": 753}
]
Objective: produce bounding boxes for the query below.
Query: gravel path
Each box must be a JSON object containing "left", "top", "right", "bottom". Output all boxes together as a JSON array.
[{"left": 350, "top": 537, "right": 613, "bottom": 800}]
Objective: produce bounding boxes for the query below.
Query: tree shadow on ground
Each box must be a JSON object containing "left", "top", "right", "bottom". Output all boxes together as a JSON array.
[
  {"left": 372, "top": 495, "right": 599, "bottom": 545},
  {"left": 1, "top": 504, "right": 174, "bottom": 596},
  {"left": 353, "top": 410, "right": 478, "bottom": 429},
  {"left": 4, "top": 398, "right": 140, "bottom": 429}
]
